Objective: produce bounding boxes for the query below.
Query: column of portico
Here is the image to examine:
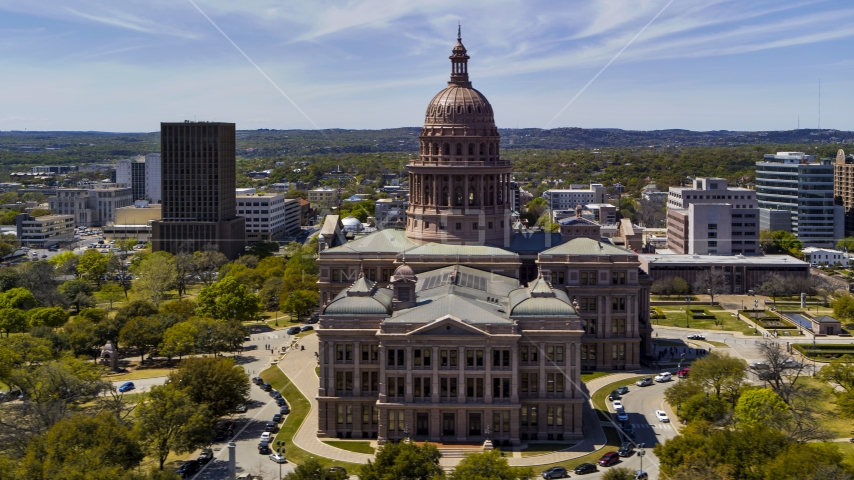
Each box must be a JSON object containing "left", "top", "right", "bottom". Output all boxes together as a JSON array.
[
  {"left": 319, "top": 341, "right": 329, "bottom": 396},
  {"left": 510, "top": 346, "right": 519, "bottom": 403},
  {"left": 431, "top": 346, "right": 440, "bottom": 403},
  {"left": 464, "top": 174, "right": 470, "bottom": 212},
  {"left": 457, "top": 346, "right": 466, "bottom": 402},
  {"left": 538, "top": 342, "right": 546, "bottom": 397},
  {"left": 352, "top": 342, "right": 363, "bottom": 438},
  {"left": 378, "top": 345, "right": 387, "bottom": 402},
  {"left": 405, "top": 346, "right": 413, "bottom": 402},
  {"left": 485, "top": 346, "right": 493, "bottom": 403},
  {"left": 328, "top": 342, "right": 336, "bottom": 396}
]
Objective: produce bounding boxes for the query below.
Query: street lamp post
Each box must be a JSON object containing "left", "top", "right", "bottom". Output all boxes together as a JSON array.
[
  {"left": 707, "top": 288, "right": 711, "bottom": 305},
  {"left": 403, "top": 424, "right": 410, "bottom": 443},
  {"left": 275, "top": 440, "right": 286, "bottom": 480},
  {"left": 686, "top": 296, "right": 691, "bottom": 328},
  {"left": 638, "top": 443, "right": 645, "bottom": 473}
]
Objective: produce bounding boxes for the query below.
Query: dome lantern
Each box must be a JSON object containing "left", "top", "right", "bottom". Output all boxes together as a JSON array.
[{"left": 449, "top": 23, "right": 471, "bottom": 88}]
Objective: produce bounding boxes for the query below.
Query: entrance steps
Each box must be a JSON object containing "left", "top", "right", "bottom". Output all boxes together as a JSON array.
[{"left": 437, "top": 448, "right": 482, "bottom": 458}]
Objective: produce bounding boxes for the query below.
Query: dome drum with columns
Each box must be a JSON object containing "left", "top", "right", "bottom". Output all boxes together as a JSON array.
[{"left": 405, "top": 27, "right": 512, "bottom": 245}]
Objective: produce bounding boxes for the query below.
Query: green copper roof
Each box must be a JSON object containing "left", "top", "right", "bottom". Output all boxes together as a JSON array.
[
  {"left": 324, "top": 296, "right": 391, "bottom": 316},
  {"left": 540, "top": 237, "right": 632, "bottom": 256},
  {"left": 323, "top": 229, "right": 417, "bottom": 254},
  {"left": 401, "top": 243, "right": 517, "bottom": 258},
  {"left": 511, "top": 296, "right": 578, "bottom": 317}
]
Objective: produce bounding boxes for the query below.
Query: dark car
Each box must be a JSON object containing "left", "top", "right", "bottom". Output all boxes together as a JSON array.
[
  {"left": 286, "top": 326, "right": 301, "bottom": 335},
  {"left": 618, "top": 442, "right": 634, "bottom": 457},
  {"left": 329, "top": 466, "right": 347, "bottom": 476},
  {"left": 598, "top": 451, "right": 620, "bottom": 467},
  {"left": 261, "top": 383, "right": 272, "bottom": 391},
  {"left": 307, "top": 315, "right": 319, "bottom": 324},
  {"left": 574, "top": 463, "right": 597, "bottom": 475},
  {"left": 252, "top": 376, "right": 263, "bottom": 385},
  {"left": 118, "top": 382, "right": 135, "bottom": 393},
  {"left": 273, "top": 413, "right": 282, "bottom": 423},
  {"left": 264, "top": 422, "right": 278, "bottom": 433},
  {"left": 258, "top": 444, "right": 271, "bottom": 455},
  {"left": 198, "top": 448, "right": 214, "bottom": 464},
  {"left": 615, "top": 386, "right": 630, "bottom": 395},
  {"left": 277, "top": 397, "right": 287, "bottom": 407},
  {"left": 299, "top": 325, "right": 313, "bottom": 332},
  {"left": 608, "top": 390, "right": 621, "bottom": 401},
  {"left": 280, "top": 404, "right": 290, "bottom": 414},
  {"left": 687, "top": 333, "right": 706, "bottom": 340},
  {"left": 541, "top": 466, "right": 568, "bottom": 479},
  {"left": 176, "top": 460, "right": 200, "bottom": 477}
]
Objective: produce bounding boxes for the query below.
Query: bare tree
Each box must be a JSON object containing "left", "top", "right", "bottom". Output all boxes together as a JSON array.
[
  {"left": 757, "top": 274, "right": 788, "bottom": 307},
  {"left": 637, "top": 196, "right": 667, "bottom": 228},
  {"left": 694, "top": 268, "right": 727, "bottom": 304},
  {"left": 813, "top": 274, "right": 848, "bottom": 306},
  {"left": 749, "top": 340, "right": 807, "bottom": 404}
]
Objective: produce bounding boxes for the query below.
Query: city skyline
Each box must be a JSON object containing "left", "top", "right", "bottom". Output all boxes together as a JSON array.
[{"left": 1, "top": 0, "right": 853, "bottom": 132}]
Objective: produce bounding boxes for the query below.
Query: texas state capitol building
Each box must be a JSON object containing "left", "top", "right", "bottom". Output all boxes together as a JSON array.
[{"left": 315, "top": 32, "right": 653, "bottom": 446}]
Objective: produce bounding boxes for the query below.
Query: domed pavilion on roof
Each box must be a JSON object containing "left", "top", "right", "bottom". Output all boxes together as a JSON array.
[{"left": 405, "top": 28, "right": 512, "bottom": 245}]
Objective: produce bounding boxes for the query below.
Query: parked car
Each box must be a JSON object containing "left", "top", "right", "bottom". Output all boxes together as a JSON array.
[
  {"left": 574, "top": 463, "right": 598, "bottom": 475},
  {"left": 635, "top": 470, "right": 649, "bottom": 480},
  {"left": 780, "top": 359, "right": 803, "bottom": 369},
  {"left": 618, "top": 441, "right": 634, "bottom": 457},
  {"left": 0, "top": 389, "right": 23, "bottom": 402},
  {"left": 258, "top": 444, "right": 271, "bottom": 454},
  {"left": 273, "top": 413, "right": 282, "bottom": 423},
  {"left": 654, "top": 372, "right": 672, "bottom": 382},
  {"left": 197, "top": 448, "right": 214, "bottom": 464},
  {"left": 260, "top": 432, "right": 272, "bottom": 442},
  {"left": 261, "top": 383, "right": 273, "bottom": 391},
  {"left": 617, "top": 410, "right": 629, "bottom": 422},
  {"left": 277, "top": 397, "right": 287, "bottom": 407},
  {"left": 598, "top": 451, "right": 620, "bottom": 467},
  {"left": 252, "top": 376, "right": 263, "bottom": 385},
  {"left": 656, "top": 410, "right": 670, "bottom": 423},
  {"left": 750, "top": 361, "right": 769, "bottom": 370},
  {"left": 687, "top": 333, "right": 706, "bottom": 340},
  {"left": 269, "top": 452, "right": 287, "bottom": 464},
  {"left": 612, "top": 400, "right": 623, "bottom": 410},
  {"left": 615, "top": 386, "right": 630, "bottom": 395},
  {"left": 118, "top": 382, "right": 135, "bottom": 393},
  {"left": 264, "top": 422, "right": 278, "bottom": 433},
  {"left": 677, "top": 367, "right": 690, "bottom": 378},
  {"left": 636, "top": 377, "right": 653, "bottom": 387},
  {"left": 299, "top": 325, "right": 313, "bottom": 332},
  {"left": 280, "top": 404, "right": 290, "bottom": 414},
  {"left": 329, "top": 466, "right": 347, "bottom": 476},
  {"left": 176, "top": 460, "right": 200, "bottom": 478},
  {"left": 541, "top": 466, "right": 568, "bottom": 479},
  {"left": 235, "top": 404, "right": 248, "bottom": 413},
  {"left": 286, "top": 326, "right": 301, "bottom": 335},
  {"left": 608, "top": 390, "right": 621, "bottom": 401}
]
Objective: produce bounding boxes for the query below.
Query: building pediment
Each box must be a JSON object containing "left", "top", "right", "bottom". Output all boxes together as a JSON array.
[{"left": 407, "top": 315, "right": 488, "bottom": 336}]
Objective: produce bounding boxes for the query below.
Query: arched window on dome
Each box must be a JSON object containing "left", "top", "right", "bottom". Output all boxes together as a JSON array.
[
  {"left": 444, "top": 143, "right": 451, "bottom": 156},
  {"left": 455, "top": 143, "right": 462, "bottom": 156},
  {"left": 446, "top": 105, "right": 451, "bottom": 114},
  {"left": 488, "top": 183, "right": 495, "bottom": 206},
  {"left": 454, "top": 186, "right": 463, "bottom": 207},
  {"left": 468, "top": 186, "right": 475, "bottom": 206},
  {"left": 479, "top": 143, "right": 485, "bottom": 155},
  {"left": 477, "top": 105, "right": 482, "bottom": 114},
  {"left": 442, "top": 186, "right": 449, "bottom": 206},
  {"left": 433, "top": 143, "right": 439, "bottom": 155},
  {"left": 467, "top": 105, "right": 472, "bottom": 114},
  {"left": 468, "top": 143, "right": 474, "bottom": 155},
  {"left": 489, "top": 143, "right": 495, "bottom": 155},
  {"left": 424, "top": 184, "right": 431, "bottom": 205}
]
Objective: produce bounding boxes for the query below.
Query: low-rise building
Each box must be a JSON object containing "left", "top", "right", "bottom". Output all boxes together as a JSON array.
[
  {"left": 802, "top": 247, "right": 848, "bottom": 266},
  {"left": 309, "top": 188, "right": 338, "bottom": 204},
  {"left": 283, "top": 198, "right": 301, "bottom": 236},
  {"left": 543, "top": 184, "right": 607, "bottom": 212},
  {"left": 375, "top": 198, "right": 407, "bottom": 229},
  {"left": 102, "top": 202, "right": 162, "bottom": 242},
  {"left": 16, "top": 213, "right": 74, "bottom": 247},
  {"left": 48, "top": 184, "right": 134, "bottom": 227},
  {"left": 236, "top": 192, "right": 289, "bottom": 245}
]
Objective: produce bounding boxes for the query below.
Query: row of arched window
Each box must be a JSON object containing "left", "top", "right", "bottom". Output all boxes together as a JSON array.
[
  {"left": 419, "top": 141, "right": 498, "bottom": 157},
  {"left": 427, "top": 103, "right": 491, "bottom": 116}
]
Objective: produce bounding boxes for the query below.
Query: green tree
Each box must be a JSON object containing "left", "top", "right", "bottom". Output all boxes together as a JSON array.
[
  {"left": 65, "top": 318, "right": 102, "bottom": 359},
  {"left": 837, "top": 237, "right": 854, "bottom": 251},
  {"left": 0, "top": 286, "right": 38, "bottom": 309},
  {"left": 359, "top": 441, "right": 443, "bottom": 480},
  {"left": 28, "top": 307, "right": 69, "bottom": 329},
  {"left": 77, "top": 249, "right": 111, "bottom": 286},
  {"left": 167, "top": 356, "right": 249, "bottom": 418},
  {"left": 158, "top": 322, "right": 197, "bottom": 361},
  {"left": 131, "top": 251, "right": 177, "bottom": 307},
  {"left": 0, "top": 308, "right": 27, "bottom": 337},
  {"left": 259, "top": 277, "right": 283, "bottom": 311},
  {"left": 28, "top": 208, "right": 52, "bottom": 217},
  {"left": 0, "top": 232, "right": 20, "bottom": 258},
  {"left": 735, "top": 388, "right": 789, "bottom": 426},
  {"left": 48, "top": 251, "right": 79, "bottom": 276},
  {"left": 77, "top": 307, "right": 106, "bottom": 323},
  {"left": 679, "top": 392, "right": 730, "bottom": 423},
  {"left": 664, "top": 379, "right": 706, "bottom": 410},
  {"left": 449, "top": 449, "right": 534, "bottom": 480},
  {"left": 119, "top": 316, "right": 163, "bottom": 364},
  {"left": 196, "top": 277, "right": 260, "bottom": 321},
  {"left": 58, "top": 279, "right": 95, "bottom": 313},
  {"left": 247, "top": 241, "right": 280, "bottom": 259},
  {"left": 133, "top": 383, "right": 214, "bottom": 470},
  {"left": 762, "top": 442, "right": 849, "bottom": 480},
  {"left": 192, "top": 247, "right": 228, "bottom": 286},
  {"left": 601, "top": 467, "right": 636, "bottom": 480},
  {"left": 18, "top": 411, "right": 144, "bottom": 480},
  {"left": 159, "top": 299, "right": 198, "bottom": 321},
  {"left": 689, "top": 351, "right": 747, "bottom": 401},
  {"left": 0, "top": 334, "right": 53, "bottom": 382},
  {"left": 833, "top": 295, "right": 854, "bottom": 322},
  {"left": 284, "top": 457, "right": 347, "bottom": 480},
  {"left": 96, "top": 282, "right": 125, "bottom": 309},
  {"left": 0, "top": 267, "right": 20, "bottom": 292},
  {"left": 280, "top": 289, "right": 319, "bottom": 321},
  {"left": 818, "top": 355, "right": 854, "bottom": 392}
]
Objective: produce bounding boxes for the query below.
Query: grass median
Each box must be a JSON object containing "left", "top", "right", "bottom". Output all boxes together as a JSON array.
[
  {"left": 322, "top": 441, "right": 375, "bottom": 454},
  {"left": 526, "top": 426, "right": 622, "bottom": 470},
  {"left": 590, "top": 376, "right": 648, "bottom": 422},
  {"left": 260, "top": 366, "right": 363, "bottom": 471}
]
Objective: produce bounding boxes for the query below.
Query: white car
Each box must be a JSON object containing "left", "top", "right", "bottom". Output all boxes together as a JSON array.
[
  {"left": 656, "top": 410, "right": 670, "bottom": 423},
  {"left": 612, "top": 400, "right": 624, "bottom": 410},
  {"left": 260, "top": 432, "right": 272, "bottom": 442},
  {"left": 617, "top": 410, "right": 629, "bottom": 422},
  {"left": 269, "top": 453, "right": 287, "bottom": 464},
  {"left": 654, "top": 372, "right": 672, "bottom": 383}
]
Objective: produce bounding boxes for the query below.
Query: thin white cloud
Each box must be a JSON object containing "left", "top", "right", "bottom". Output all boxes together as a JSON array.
[{"left": 63, "top": 6, "right": 199, "bottom": 38}]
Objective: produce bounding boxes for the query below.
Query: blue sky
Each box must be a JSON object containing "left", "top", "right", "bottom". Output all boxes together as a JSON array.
[{"left": 1, "top": 0, "right": 853, "bottom": 132}]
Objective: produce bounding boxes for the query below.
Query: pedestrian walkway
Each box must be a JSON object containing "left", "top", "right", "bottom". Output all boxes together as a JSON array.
[
  {"left": 277, "top": 332, "right": 374, "bottom": 464},
  {"left": 507, "top": 372, "right": 641, "bottom": 467}
]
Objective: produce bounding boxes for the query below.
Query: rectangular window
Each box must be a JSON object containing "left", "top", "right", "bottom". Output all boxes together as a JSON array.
[
  {"left": 414, "top": 377, "right": 422, "bottom": 397},
  {"left": 362, "top": 344, "right": 369, "bottom": 362},
  {"left": 441, "top": 350, "right": 448, "bottom": 367},
  {"left": 557, "top": 406, "right": 563, "bottom": 426},
  {"left": 611, "top": 271, "right": 626, "bottom": 285},
  {"left": 547, "top": 406, "right": 554, "bottom": 426},
  {"left": 336, "top": 344, "right": 344, "bottom": 362},
  {"left": 521, "top": 373, "right": 528, "bottom": 393},
  {"left": 414, "top": 349, "right": 422, "bottom": 367},
  {"left": 423, "top": 349, "right": 431, "bottom": 367},
  {"left": 450, "top": 349, "right": 457, "bottom": 367},
  {"left": 345, "top": 345, "right": 352, "bottom": 362},
  {"left": 530, "top": 406, "right": 538, "bottom": 426},
  {"left": 612, "top": 297, "right": 626, "bottom": 312},
  {"left": 521, "top": 406, "right": 528, "bottom": 426},
  {"left": 397, "top": 349, "right": 404, "bottom": 367},
  {"left": 387, "top": 349, "right": 395, "bottom": 366}
]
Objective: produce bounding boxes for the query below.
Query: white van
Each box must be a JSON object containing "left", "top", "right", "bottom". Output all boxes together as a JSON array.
[{"left": 654, "top": 372, "right": 672, "bottom": 383}]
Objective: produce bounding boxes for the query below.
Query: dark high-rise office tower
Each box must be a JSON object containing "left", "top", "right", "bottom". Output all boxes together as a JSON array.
[{"left": 152, "top": 121, "right": 245, "bottom": 259}]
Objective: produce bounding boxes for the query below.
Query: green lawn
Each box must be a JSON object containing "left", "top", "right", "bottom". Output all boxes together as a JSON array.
[
  {"left": 322, "top": 441, "right": 375, "bottom": 455},
  {"left": 656, "top": 305, "right": 758, "bottom": 335},
  {"left": 591, "top": 376, "right": 648, "bottom": 421},
  {"left": 581, "top": 372, "right": 613, "bottom": 384},
  {"left": 107, "top": 368, "right": 173, "bottom": 381},
  {"left": 526, "top": 426, "right": 623, "bottom": 469},
  {"left": 521, "top": 442, "right": 577, "bottom": 457},
  {"left": 652, "top": 295, "right": 699, "bottom": 301},
  {"left": 797, "top": 376, "right": 854, "bottom": 438},
  {"left": 701, "top": 340, "right": 731, "bottom": 349},
  {"left": 315, "top": 366, "right": 320, "bottom": 377},
  {"left": 260, "top": 367, "right": 363, "bottom": 471}
]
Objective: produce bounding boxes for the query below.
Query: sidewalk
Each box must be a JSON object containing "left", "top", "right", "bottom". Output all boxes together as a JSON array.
[
  {"left": 506, "top": 372, "right": 640, "bottom": 467},
  {"left": 277, "top": 332, "right": 374, "bottom": 464}
]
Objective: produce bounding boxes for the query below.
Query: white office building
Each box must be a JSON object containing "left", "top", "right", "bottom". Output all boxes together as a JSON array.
[
  {"left": 236, "top": 192, "right": 293, "bottom": 245},
  {"left": 802, "top": 247, "right": 848, "bottom": 266},
  {"left": 543, "top": 184, "right": 606, "bottom": 211},
  {"left": 49, "top": 184, "right": 134, "bottom": 227},
  {"left": 144, "top": 153, "right": 161, "bottom": 203},
  {"left": 756, "top": 152, "right": 843, "bottom": 248},
  {"left": 666, "top": 178, "right": 759, "bottom": 255}
]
